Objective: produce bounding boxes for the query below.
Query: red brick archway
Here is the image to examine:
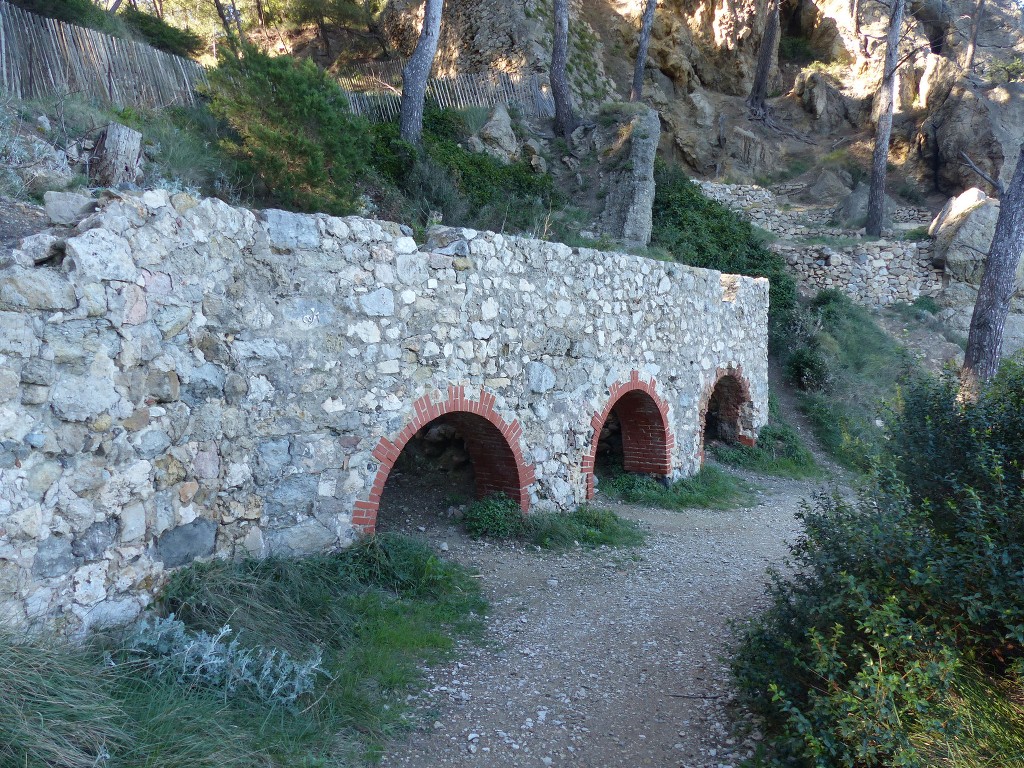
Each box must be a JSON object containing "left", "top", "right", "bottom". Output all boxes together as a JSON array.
[
  {"left": 582, "top": 371, "right": 675, "bottom": 499},
  {"left": 353, "top": 386, "right": 535, "bottom": 533},
  {"left": 698, "top": 366, "right": 756, "bottom": 464}
]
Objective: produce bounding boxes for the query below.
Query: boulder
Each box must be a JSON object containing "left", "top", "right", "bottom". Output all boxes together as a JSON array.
[
  {"left": 802, "top": 169, "right": 851, "bottom": 204},
  {"left": 931, "top": 194, "right": 1024, "bottom": 293},
  {"left": 594, "top": 104, "right": 660, "bottom": 246},
  {"left": 16, "top": 137, "right": 74, "bottom": 194},
  {"left": 476, "top": 104, "right": 519, "bottom": 163},
  {"left": 44, "top": 191, "right": 97, "bottom": 226},
  {"left": 831, "top": 183, "right": 896, "bottom": 229}
]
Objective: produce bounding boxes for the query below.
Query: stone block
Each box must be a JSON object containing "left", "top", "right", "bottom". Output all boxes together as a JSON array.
[{"left": 154, "top": 518, "right": 217, "bottom": 568}]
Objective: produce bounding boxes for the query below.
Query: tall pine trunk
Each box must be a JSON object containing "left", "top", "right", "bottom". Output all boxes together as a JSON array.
[
  {"left": 552, "top": 0, "right": 575, "bottom": 140},
  {"left": 630, "top": 0, "right": 657, "bottom": 102},
  {"left": 964, "top": 0, "right": 985, "bottom": 72},
  {"left": 399, "top": 0, "right": 444, "bottom": 144},
  {"left": 961, "top": 145, "right": 1024, "bottom": 394},
  {"left": 865, "top": 0, "right": 906, "bottom": 237},
  {"left": 747, "top": 0, "right": 779, "bottom": 116}
]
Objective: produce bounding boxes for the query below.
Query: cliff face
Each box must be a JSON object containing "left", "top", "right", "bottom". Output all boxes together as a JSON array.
[{"left": 378, "top": 0, "right": 1024, "bottom": 192}]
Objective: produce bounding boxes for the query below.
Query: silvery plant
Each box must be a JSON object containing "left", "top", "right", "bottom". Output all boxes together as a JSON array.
[{"left": 125, "top": 614, "right": 325, "bottom": 708}]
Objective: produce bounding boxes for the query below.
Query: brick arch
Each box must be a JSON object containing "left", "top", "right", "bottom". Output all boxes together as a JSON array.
[
  {"left": 698, "top": 365, "right": 757, "bottom": 463},
  {"left": 352, "top": 386, "right": 535, "bottom": 533},
  {"left": 582, "top": 371, "right": 675, "bottom": 500}
]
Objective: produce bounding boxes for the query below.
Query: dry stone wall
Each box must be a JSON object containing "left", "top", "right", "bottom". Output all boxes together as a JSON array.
[
  {"left": 0, "top": 191, "right": 768, "bottom": 633},
  {"left": 699, "top": 181, "right": 943, "bottom": 305}
]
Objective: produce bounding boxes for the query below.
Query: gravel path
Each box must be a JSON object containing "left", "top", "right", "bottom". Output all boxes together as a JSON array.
[{"left": 380, "top": 467, "right": 831, "bottom": 768}]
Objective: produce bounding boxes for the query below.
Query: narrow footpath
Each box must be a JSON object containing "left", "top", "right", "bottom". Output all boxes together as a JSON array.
[{"left": 380, "top": 466, "right": 831, "bottom": 768}]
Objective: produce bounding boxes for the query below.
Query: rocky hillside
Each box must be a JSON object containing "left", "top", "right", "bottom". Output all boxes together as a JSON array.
[{"left": 376, "top": 0, "right": 1024, "bottom": 197}]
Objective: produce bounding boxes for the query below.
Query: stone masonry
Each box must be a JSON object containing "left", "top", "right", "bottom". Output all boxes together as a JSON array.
[{"left": 0, "top": 191, "right": 768, "bottom": 632}]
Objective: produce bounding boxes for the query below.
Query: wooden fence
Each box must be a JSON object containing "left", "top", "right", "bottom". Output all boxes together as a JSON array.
[
  {"left": 339, "top": 62, "right": 554, "bottom": 122},
  {"left": 0, "top": 0, "right": 206, "bottom": 108}
]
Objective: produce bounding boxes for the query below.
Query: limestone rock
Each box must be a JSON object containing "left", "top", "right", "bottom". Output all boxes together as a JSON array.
[
  {"left": 0, "top": 266, "right": 77, "bottom": 311},
  {"left": 832, "top": 183, "right": 896, "bottom": 229},
  {"left": 44, "top": 191, "right": 97, "bottom": 226},
  {"left": 154, "top": 518, "right": 217, "bottom": 568},
  {"left": 476, "top": 104, "right": 519, "bottom": 163},
  {"left": 595, "top": 104, "right": 660, "bottom": 246},
  {"left": 931, "top": 193, "right": 1022, "bottom": 292},
  {"left": 64, "top": 228, "right": 137, "bottom": 283},
  {"left": 802, "top": 170, "right": 851, "bottom": 204},
  {"left": 16, "top": 137, "right": 75, "bottom": 193}
]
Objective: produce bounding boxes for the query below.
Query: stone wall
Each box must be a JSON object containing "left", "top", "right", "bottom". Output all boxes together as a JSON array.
[
  {"left": 0, "top": 191, "right": 768, "bottom": 632},
  {"left": 698, "top": 181, "right": 943, "bottom": 305}
]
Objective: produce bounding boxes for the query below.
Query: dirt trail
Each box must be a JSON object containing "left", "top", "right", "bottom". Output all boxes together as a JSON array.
[{"left": 380, "top": 459, "right": 836, "bottom": 768}]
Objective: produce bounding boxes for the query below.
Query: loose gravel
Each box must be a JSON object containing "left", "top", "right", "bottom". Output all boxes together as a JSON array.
[{"left": 380, "top": 469, "right": 829, "bottom": 768}]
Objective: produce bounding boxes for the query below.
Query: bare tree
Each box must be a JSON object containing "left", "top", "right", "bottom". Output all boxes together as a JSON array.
[
  {"left": 399, "top": 0, "right": 444, "bottom": 144},
  {"left": 865, "top": 0, "right": 907, "bottom": 237},
  {"left": 747, "top": 0, "right": 780, "bottom": 117},
  {"left": 630, "top": 0, "right": 657, "bottom": 102},
  {"left": 963, "top": 0, "right": 985, "bottom": 72},
  {"left": 552, "top": 0, "right": 575, "bottom": 140},
  {"left": 961, "top": 145, "right": 1024, "bottom": 394}
]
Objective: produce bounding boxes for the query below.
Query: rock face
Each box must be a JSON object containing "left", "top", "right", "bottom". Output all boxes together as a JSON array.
[
  {"left": 0, "top": 191, "right": 768, "bottom": 632},
  {"left": 594, "top": 104, "right": 660, "bottom": 246}
]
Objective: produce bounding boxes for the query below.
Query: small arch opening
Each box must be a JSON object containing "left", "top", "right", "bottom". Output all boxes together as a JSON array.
[
  {"left": 702, "top": 374, "right": 755, "bottom": 450},
  {"left": 376, "top": 412, "right": 524, "bottom": 533},
  {"left": 591, "top": 389, "right": 672, "bottom": 495}
]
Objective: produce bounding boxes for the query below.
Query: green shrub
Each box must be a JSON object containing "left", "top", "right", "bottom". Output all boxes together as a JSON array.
[
  {"left": 733, "top": 361, "right": 1024, "bottom": 767},
  {"left": 206, "top": 48, "right": 370, "bottom": 215},
  {"left": 784, "top": 346, "right": 833, "bottom": 391},
  {"left": 120, "top": 7, "right": 204, "bottom": 57},
  {"left": 10, "top": 0, "right": 126, "bottom": 35},
  {"left": 779, "top": 35, "right": 818, "bottom": 64},
  {"left": 461, "top": 494, "right": 527, "bottom": 539},
  {"left": 651, "top": 162, "right": 797, "bottom": 343}
]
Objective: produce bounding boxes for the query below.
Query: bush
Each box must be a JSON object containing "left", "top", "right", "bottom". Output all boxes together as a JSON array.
[
  {"left": 733, "top": 361, "right": 1024, "bottom": 766},
  {"left": 461, "top": 494, "right": 527, "bottom": 539},
  {"left": 784, "top": 346, "right": 832, "bottom": 392},
  {"left": 120, "top": 7, "right": 204, "bottom": 57},
  {"left": 651, "top": 162, "right": 797, "bottom": 342},
  {"left": 206, "top": 48, "right": 370, "bottom": 215},
  {"left": 9, "top": 0, "right": 126, "bottom": 35}
]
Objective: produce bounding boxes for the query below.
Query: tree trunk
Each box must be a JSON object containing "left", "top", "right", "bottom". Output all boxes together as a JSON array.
[
  {"left": 961, "top": 145, "right": 1024, "bottom": 394},
  {"left": 211, "top": 0, "right": 237, "bottom": 45},
  {"left": 90, "top": 122, "right": 143, "bottom": 187},
  {"left": 399, "top": 0, "right": 444, "bottom": 145},
  {"left": 630, "top": 0, "right": 657, "bottom": 102},
  {"left": 865, "top": 0, "right": 906, "bottom": 237},
  {"left": 964, "top": 0, "right": 985, "bottom": 73},
  {"left": 552, "top": 0, "right": 575, "bottom": 140},
  {"left": 254, "top": 0, "right": 266, "bottom": 28},
  {"left": 747, "top": 0, "right": 779, "bottom": 116}
]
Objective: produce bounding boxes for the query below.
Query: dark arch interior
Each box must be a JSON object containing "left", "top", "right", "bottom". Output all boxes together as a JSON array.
[
  {"left": 376, "top": 413, "right": 521, "bottom": 532},
  {"left": 703, "top": 376, "right": 747, "bottom": 445},
  {"left": 594, "top": 391, "right": 670, "bottom": 484}
]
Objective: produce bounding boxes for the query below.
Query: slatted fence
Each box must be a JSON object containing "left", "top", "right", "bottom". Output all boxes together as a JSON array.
[
  {"left": 339, "top": 62, "right": 554, "bottom": 122},
  {"left": 0, "top": 0, "right": 206, "bottom": 108}
]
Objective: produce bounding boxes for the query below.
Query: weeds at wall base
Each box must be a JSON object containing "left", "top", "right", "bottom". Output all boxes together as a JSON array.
[{"left": 0, "top": 534, "right": 484, "bottom": 767}]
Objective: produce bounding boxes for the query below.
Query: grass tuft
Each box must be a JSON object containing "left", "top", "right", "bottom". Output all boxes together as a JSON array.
[
  {"left": 461, "top": 495, "right": 645, "bottom": 549},
  {"left": 600, "top": 465, "right": 757, "bottom": 510}
]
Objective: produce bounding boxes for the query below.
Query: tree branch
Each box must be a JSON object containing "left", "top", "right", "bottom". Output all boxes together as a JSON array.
[{"left": 959, "top": 151, "right": 1005, "bottom": 197}]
